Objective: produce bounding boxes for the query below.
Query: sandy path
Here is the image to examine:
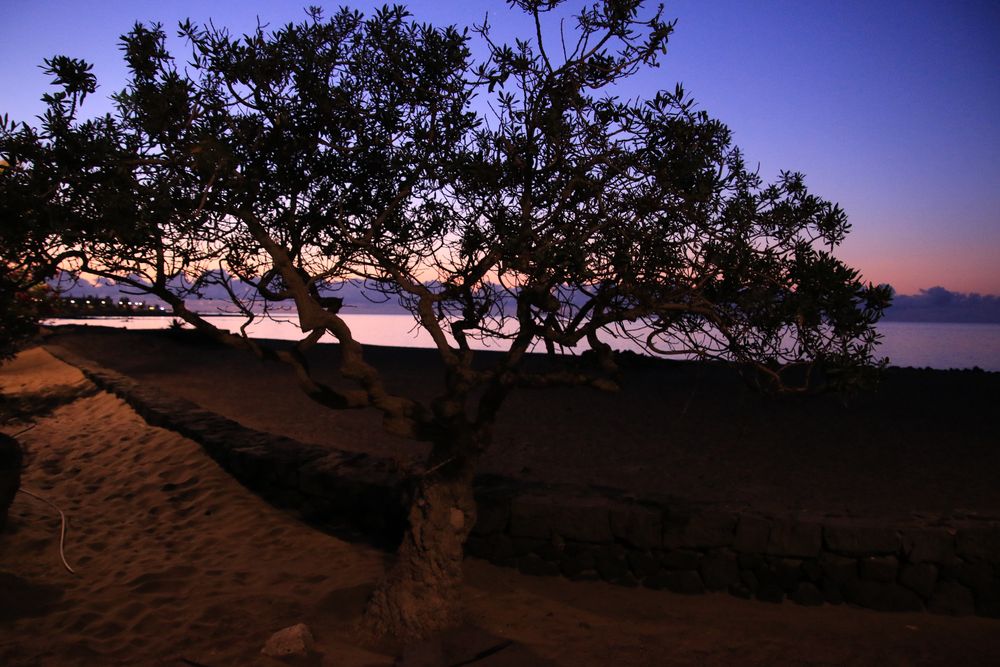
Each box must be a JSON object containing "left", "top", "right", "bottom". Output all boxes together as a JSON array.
[
  {"left": 1, "top": 348, "right": 390, "bottom": 666},
  {"left": 2, "top": 347, "right": 1000, "bottom": 666}
]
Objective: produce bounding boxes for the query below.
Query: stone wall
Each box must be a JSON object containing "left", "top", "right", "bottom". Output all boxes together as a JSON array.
[
  {"left": 469, "top": 483, "right": 1000, "bottom": 617},
  {"left": 46, "top": 345, "right": 1000, "bottom": 618}
]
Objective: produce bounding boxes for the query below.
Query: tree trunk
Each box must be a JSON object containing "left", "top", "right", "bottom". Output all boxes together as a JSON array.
[{"left": 362, "top": 452, "right": 478, "bottom": 640}]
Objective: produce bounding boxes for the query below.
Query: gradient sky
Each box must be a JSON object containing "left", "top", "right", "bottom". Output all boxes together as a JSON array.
[{"left": 2, "top": 0, "right": 998, "bottom": 295}]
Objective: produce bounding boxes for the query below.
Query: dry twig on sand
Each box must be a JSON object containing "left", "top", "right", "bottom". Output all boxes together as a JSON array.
[{"left": 18, "top": 487, "right": 76, "bottom": 575}]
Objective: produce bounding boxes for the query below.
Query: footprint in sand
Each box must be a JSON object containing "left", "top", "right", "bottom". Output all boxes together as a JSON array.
[
  {"left": 159, "top": 475, "right": 200, "bottom": 491},
  {"left": 126, "top": 566, "right": 198, "bottom": 594},
  {"left": 92, "top": 620, "right": 125, "bottom": 639},
  {"left": 67, "top": 611, "right": 102, "bottom": 633}
]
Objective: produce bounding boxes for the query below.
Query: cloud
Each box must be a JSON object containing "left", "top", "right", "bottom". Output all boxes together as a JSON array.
[{"left": 884, "top": 286, "right": 1000, "bottom": 323}]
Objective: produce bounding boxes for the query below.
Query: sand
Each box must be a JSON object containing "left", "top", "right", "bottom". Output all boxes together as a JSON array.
[
  {"left": 2, "top": 346, "right": 1000, "bottom": 666},
  {"left": 1, "top": 348, "right": 388, "bottom": 666}
]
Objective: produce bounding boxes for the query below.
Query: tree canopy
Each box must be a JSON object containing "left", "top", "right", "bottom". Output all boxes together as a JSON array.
[{"left": 0, "top": 0, "right": 891, "bottom": 638}]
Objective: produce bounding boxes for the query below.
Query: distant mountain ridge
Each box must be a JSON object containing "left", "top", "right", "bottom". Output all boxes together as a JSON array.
[
  {"left": 49, "top": 274, "right": 1000, "bottom": 324},
  {"left": 48, "top": 271, "right": 409, "bottom": 314}
]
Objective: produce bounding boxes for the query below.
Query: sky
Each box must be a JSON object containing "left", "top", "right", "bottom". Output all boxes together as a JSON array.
[{"left": 2, "top": 0, "right": 999, "bottom": 295}]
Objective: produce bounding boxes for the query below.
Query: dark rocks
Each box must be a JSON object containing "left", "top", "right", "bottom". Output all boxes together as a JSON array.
[
  {"left": 751, "top": 561, "right": 800, "bottom": 603},
  {"left": 899, "top": 563, "right": 938, "bottom": 599},
  {"left": 595, "top": 545, "right": 630, "bottom": 583},
  {"left": 754, "top": 577, "right": 785, "bottom": 603},
  {"left": 729, "top": 582, "right": 754, "bottom": 599},
  {"left": 700, "top": 550, "right": 740, "bottom": 591},
  {"left": 0, "top": 434, "right": 22, "bottom": 532},
  {"left": 510, "top": 494, "right": 612, "bottom": 543},
  {"left": 955, "top": 560, "right": 994, "bottom": 592},
  {"left": 822, "top": 578, "right": 845, "bottom": 605},
  {"left": 662, "top": 549, "right": 702, "bottom": 571},
  {"left": 824, "top": 522, "right": 900, "bottom": 556},
  {"left": 610, "top": 503, "right": 663, "bottom": 549},
  {"left": 627, "top": 551, "right": 661, "bottom": 579},
  {"left": 261, "top": 623, "right": 315, "bottom": 658},
  {"left": 956, "top": 525, "right": 1000, "bottom": 562},
  {"left": 644, "top": 570, "right": 704, "bottom": 594},
  {"left": 734, "top": 515, "right": 770, "bottom": 553},
  {"left": 616, "top": 572, "right": 642, "bottom": 588},
  {"left": 478, "top": 534, "right": 515, "bottom": 566},
  {"left": 844, "top": 581, "right": 923, "bottom": 612},
  {"left": 299, "top": 452, "right": 360, "bottom": 497},
  {"left": 559, "top": 543, "right": 597, "bottom": 579},
  {"left": 770, "top": 559, "right": 805, "bottom": 592},
  {"left": 518, "top": 554, "right": 560, "bottom": 577},
  {"left": 766, "top": 518, "right": 822, "bottom": 558},
  {"left": 790, "top": 582, "right": 825, "bottom": 606},
  {"left": 819, "top": 553, "right": 858, "bottom": 586},
  {"left": 464, "top": 535, "right": 490, "bottom": 559},
  {"left": 738, "top": 553, "right": 765, "bottom": 571},
  {"left": 509, "top": 537, "right": 545, "bottom": 557},
  {"left": 860, "top": 556, "right": 899, "bottom": 583},
  {"left": 801, "top": 559, "right": 823, "bottom": 583},
  {"left": 901, "top": 527, "right": 956, "bottom": 563},
  {"left": 664, "top": 511, "right": 736, "bottom": 549},
  {"left": 471, "top": 489, "right": 511, "bottom": 536},
  {"left": 294, "top": 451, "right": 406, "bottom": 528},
  {"left": 938, "top": 557, "right": 963, "bottom": 582},
  {"left": 975, "top": 582, "right": 1000, "bottom": 618},
  {"left": 740, "top": 569, "right": 759, "bottom": 594},
  {"left": 534, "top": 540, "right": 563, "bottom": 563},
  {"left": 928, "top": 582, "right": 976, "bottom": 616}
]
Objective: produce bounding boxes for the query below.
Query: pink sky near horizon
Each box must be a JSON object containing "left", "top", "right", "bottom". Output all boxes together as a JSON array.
[{"left": 841, "top": 232, "right": 1000, "bottom": 296}]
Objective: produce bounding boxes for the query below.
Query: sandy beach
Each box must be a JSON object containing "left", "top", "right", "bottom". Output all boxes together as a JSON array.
[{"left": 2, "top": 341, "right": 1000, "bottom": 665}]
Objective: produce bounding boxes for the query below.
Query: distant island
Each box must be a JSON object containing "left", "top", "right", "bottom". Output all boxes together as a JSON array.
[
  {"left": 48, "top": 274, "right": 1000, "bottom": 324},
  {"left": 51, "top": 295, "right": 170, "bottom": 317},
  {"left": 881, "top": 286, "right": 1000, "bottom": 324}
]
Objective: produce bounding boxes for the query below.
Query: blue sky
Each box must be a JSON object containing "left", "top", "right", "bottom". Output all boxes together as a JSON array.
[{"left": 2, "top": 0, "right": 998, "bottom": 294}]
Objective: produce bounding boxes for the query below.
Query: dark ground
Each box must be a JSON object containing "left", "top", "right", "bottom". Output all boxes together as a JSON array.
[{"left": 46, "top": 325, "right": 1000, "bottom": 518}]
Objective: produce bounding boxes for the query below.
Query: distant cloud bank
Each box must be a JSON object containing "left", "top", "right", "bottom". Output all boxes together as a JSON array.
[{"left": 883, "top": 286, "right": 1000, "bottom": 323}]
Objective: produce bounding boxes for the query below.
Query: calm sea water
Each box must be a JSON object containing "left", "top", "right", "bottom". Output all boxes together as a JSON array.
[{"left": 46, "top": 315, "right": 1000, "bottom": 372}]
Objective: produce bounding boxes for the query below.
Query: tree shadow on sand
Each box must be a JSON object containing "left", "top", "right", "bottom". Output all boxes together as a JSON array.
[
  {"left": 0, "top": 384, "right": 97, "bottom": 426},
  {"left": 0, "top": 571, "right": 64, "bottom": 623}
]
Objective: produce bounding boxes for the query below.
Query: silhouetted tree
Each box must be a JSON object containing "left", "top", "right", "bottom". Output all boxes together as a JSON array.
[
  {"left": 0, "top": 127, "right": 84, "bottom": 362},
  {"left": 0, "top": 0, "right": 890, "bottom": 639}
]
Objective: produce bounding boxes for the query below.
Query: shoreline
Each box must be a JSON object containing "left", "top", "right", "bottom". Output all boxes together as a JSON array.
[{"left": 43, "top": 318, "right": 1000, "bottom": 373}]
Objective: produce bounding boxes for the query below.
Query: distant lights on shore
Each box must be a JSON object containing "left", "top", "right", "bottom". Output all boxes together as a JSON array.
[{"left": 60, "top": 295, "right": 165, "bottom": 311}]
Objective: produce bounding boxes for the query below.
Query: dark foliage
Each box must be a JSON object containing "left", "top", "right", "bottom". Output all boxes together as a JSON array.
[{"left": 0, "top": 0, "right": 892, "bottom": 637}]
